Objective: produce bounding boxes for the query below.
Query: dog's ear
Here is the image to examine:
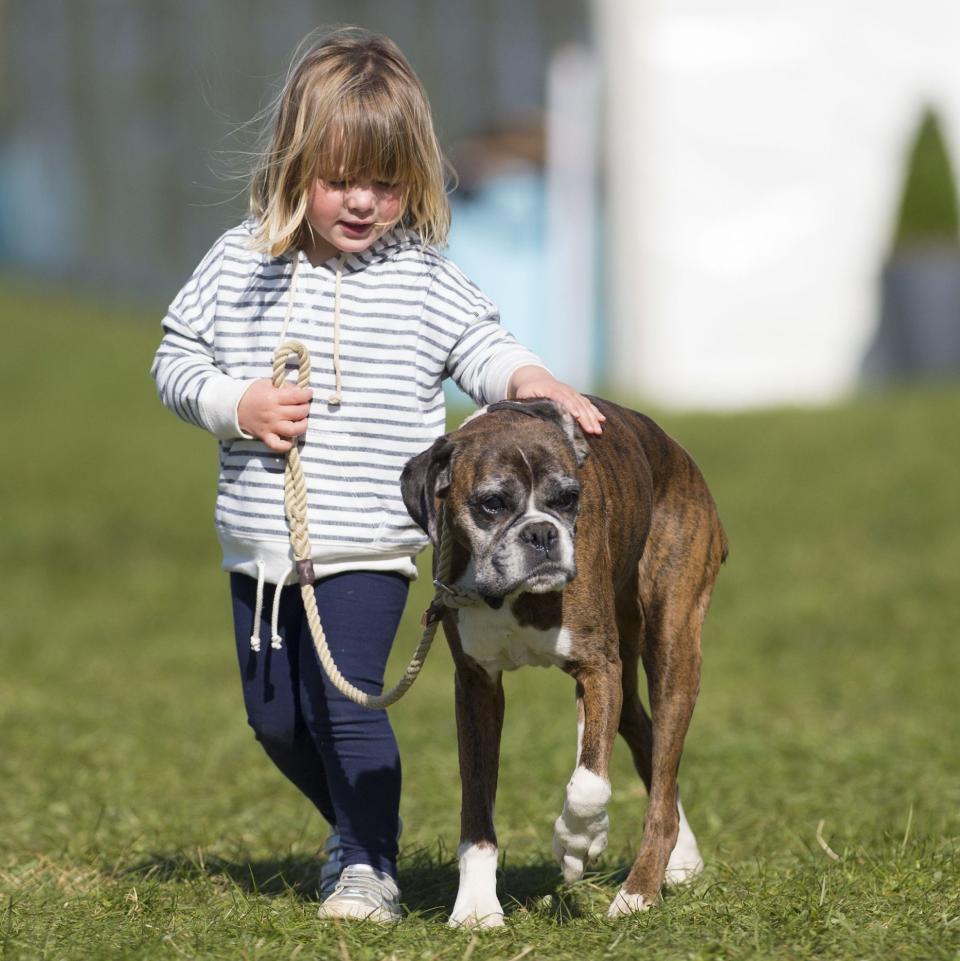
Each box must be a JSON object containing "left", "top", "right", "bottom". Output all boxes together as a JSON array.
[
  {"left": 400, "top": 435, "right": 455, "bottom": 544},
  {"left": 555, "top": 407, "right": 591, "bottom": 467},
  {"left": 486, "top": 398, "right": 590, "bottom": 467}
]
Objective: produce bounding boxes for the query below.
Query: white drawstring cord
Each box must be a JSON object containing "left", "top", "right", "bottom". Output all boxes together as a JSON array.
[
  {"left": 250, "top": 559, "right": 266, "bottom": 652},
  {"left": 329, "top": 255, "right": 344, "bottom": 405},
  {"left": 250, "top": 561, "right": 291, "bottom": 652},
  {"left": 270, "top": 566, "right": 291, "bottom": 650},
  {"left": 280, "top": 250, "right": 342, "bottom": 404}
]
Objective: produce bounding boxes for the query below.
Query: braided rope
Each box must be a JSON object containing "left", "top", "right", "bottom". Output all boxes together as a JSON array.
[{"left": 272, "top": 341, "right": 452, "bottom": 709}]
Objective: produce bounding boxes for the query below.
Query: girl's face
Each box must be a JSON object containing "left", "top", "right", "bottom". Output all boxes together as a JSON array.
[{"left": 303, "top": 177, "right": 403, "bottom": 264}]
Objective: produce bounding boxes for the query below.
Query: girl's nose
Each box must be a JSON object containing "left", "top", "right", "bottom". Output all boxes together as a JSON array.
[{"left": 345, "top": 184, "right": 375, "bottom": 213}]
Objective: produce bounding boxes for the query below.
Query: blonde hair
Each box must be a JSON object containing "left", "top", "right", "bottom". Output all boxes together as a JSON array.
[{"left": 249, "top": 28, "right": 452, "bottom": 257}]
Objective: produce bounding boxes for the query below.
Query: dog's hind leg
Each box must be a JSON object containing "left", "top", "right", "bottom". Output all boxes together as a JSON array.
[
  {"left": 615, "top": 588, "right": 653, "bottom": 786},
  {"left": 616, "top": 595, "right": 704, "bottom": 886},
  {"left": 445, "top": 613, "right": 507, "bottom": 928},
  {"left": 609, "top": 505, "right": 724, "bottom": 917}
]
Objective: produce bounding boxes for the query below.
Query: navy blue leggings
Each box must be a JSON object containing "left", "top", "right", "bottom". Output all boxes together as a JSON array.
[{"left": 231, "top": 570, "right": 409, "bottom": 879}]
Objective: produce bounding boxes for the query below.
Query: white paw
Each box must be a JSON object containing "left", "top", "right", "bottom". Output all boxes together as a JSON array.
[
  {"left": 448, "top": 905, "right": 506, "bottom": 929},
  {"left": 664, "top": 798, "right": 704, "bottom": 885},
  {"left": 607, "top": 887, "right": 655, "bottom": 917},
  {"left": 552, "top": 767, "right": 611, "bottom": 883},
  {"left": 448, "top": 843, "right": 505, "bottom": 928},
  {"left": 664, "top": 842, "right": 704, "bottom": 885}
]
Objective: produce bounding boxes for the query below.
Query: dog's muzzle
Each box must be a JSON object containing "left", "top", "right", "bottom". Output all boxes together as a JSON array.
[{"left": 477, "top": 518, "right": 577, "bottom": 598}]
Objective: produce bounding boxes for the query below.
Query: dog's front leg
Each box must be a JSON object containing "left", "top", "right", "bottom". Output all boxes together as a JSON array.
[
  {"left": 446, "top": 615, "right": 506, "bottom": 928},
  {"left": 553, "top": 657, "right": 622, "bottom": 883}
]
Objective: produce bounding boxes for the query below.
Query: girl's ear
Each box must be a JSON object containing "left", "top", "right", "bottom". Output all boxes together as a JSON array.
[{"left": 400, "top": 436, "right": 455, "bottom": 544}]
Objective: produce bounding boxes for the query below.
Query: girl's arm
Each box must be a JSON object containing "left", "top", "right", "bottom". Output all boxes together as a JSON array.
[
  {"left": 150, "top": 237, "right": 251, "bottom": 439},
  {"left": 150, "top": 235, "right": 310, "bottom": 449},
  {"left": 426, "top": 258, "right": 604, "bottom": 434},
  {"left": 151, "top": 311, "right": 253, "bottom": 440},
  {"left": 153, "top": 316, "right": 312, "bottom": 451}
]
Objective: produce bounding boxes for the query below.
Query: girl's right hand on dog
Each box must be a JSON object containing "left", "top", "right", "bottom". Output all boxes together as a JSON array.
[{"left": 238, "top": 378, "right": 313, "bottom": 452}]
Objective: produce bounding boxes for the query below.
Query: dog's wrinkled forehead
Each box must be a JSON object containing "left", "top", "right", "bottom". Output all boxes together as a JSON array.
[
  {"left": 453, "top": 399, "right": 589, "bottom": 474},
  {"left": 461, "top": 439, "right": 556, "bottom": 495}
]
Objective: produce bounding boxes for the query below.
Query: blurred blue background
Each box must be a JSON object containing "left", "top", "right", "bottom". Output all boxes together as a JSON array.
[{"left": 3, "top": 0, "right": 960, "bottom": 407}]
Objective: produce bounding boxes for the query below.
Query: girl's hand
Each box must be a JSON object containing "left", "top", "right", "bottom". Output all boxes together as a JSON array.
[
  {"left": 506, "top": 366, "right": 606, "bottom": 435},
  {"left": 238, "top": 378, "right": 313, "bottom": 452}
]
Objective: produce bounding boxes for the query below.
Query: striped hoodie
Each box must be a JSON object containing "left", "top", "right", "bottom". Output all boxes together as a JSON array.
[{"left": 151, "top": 220, "right": 545, "bottom": 587}]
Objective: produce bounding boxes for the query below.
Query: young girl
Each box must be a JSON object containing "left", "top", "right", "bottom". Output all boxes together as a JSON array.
[{"left": 151, "top": 27, "right": 604, "bottom": 923}]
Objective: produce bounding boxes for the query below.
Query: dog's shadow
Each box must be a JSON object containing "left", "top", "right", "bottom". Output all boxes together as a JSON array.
[
  {"left": 119, "top": 848, "right": 626, "bottom": 921},
  {"left": 400, "top": 850, "right": 624, "bottom": 921}
]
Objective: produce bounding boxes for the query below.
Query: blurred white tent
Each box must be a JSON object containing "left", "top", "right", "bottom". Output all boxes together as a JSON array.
[{"left": 592, "top": 0, "right": 960, "bottom": 408}]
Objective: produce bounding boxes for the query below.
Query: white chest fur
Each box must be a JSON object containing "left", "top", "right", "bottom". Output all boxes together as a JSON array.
[{"left": 456, "top": 602, "right": 573, "bottom": 676}]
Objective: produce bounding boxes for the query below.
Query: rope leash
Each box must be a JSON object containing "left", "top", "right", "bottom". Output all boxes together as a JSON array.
[{"left": 272, "top": 341, "right": 453, "bottom": 709}]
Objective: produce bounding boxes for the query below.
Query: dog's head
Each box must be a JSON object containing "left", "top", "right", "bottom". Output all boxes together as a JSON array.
[{"left": 401, "top": 399, "right": 590, "bottom": 603}]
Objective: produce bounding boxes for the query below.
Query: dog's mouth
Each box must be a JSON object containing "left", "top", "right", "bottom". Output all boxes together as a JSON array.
[
  {"left": 478, "top": 562, "right": 575, "bottom": 608},
  {"left": 521, "top": 562, "right": 575, "bottom": 593}
]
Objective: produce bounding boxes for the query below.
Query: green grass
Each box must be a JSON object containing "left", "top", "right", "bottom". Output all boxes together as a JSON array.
[{"left": 1, "top": 282, "right": 958, "bottom": 960}]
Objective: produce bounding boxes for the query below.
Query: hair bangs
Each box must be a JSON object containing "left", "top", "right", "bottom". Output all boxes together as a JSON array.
[{"left": 312, "top": 91, "right": 414, "bottom": 190}]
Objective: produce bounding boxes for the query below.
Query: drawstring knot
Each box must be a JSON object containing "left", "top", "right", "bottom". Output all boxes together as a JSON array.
[{"left": 249, "top": 560, "right": 290, "bottom": 652}]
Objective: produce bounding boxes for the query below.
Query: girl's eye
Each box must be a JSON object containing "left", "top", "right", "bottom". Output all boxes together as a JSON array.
[
  {"left": 376, "top": 181, "right": 398, "bottom": 190},
  {"left": 325, "top": 180, "right": 347, "bottom": 190},
  {"left": 480, "top": 495, "right": 507, "bottom": 515}
]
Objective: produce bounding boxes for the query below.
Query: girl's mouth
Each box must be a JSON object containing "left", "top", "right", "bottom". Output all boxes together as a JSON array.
[{"left": 339, "top": 221, "right": 373, "bottom": 237}]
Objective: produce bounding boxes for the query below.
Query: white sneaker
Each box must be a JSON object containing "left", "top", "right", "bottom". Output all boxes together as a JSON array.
[
  {"left": 316, "top": 864, "right": 402, "bottom": 923},
  {"left": 319, "top": 818, "right": 402, "bottom": 901}
]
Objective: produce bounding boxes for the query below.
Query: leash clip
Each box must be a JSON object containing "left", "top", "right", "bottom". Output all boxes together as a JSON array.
[{"left": 421, "top": 599, "right": 447, "bottom": 627}]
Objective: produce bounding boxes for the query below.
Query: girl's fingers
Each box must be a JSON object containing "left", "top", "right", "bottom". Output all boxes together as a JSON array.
[
  {"left": 572, "top": 408, "right": 602, "bottom": 435},
  {"left": 275, "top": 419, "right": 308, "bottom": 438},
  {"left": 545, "top": 389, "right": 605, "bottom": 435},
  {"left": 262, "top": 433, "right": 294, "bottom": 453},
  {"left": 276, "top": 384, "right": 313, "bottom": 404},
  {"left": 579, "top": 401, "right": 606, "bottom": 435},
  {"left": 277, "top": 403, "right": 312, "bottom": 420},
  {"left": 563, "top": 400, "right": 601, "bottom": 435}
]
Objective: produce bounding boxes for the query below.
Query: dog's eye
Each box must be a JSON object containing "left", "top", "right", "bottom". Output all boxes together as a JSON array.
[
  {"left": 552, "top": 490, "right": 580, "bottom": 511},
  {"left": 480, "top": 495, "right": 507, "bottom": 515}
]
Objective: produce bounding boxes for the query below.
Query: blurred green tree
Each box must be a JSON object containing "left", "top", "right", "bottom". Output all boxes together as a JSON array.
[{"left": 893, "top": 107, "right": 960, "bottom": 249}]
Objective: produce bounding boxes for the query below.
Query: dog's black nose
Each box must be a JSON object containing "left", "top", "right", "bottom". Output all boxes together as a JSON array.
[{"left": 519, "top": 521, "right": 558, "bottom": 555}]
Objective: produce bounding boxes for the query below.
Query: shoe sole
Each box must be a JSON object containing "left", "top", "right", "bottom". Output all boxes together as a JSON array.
[{"left": 316, "top": 903, "right": 401, "bottom": 923}]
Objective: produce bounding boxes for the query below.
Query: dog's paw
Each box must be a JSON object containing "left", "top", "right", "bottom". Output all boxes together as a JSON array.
[
  {"left": 448, "top": 904, "right": 506, "bottom": 929},
  {"left": 449, "top": 843, "right": 505, "bottom": 929},
  {"left": 552, "top": 767, "right": 611, "bottom": 883},
  {"left": 664, "top": 799, "right": 704, "bottom": 885},
  {"left": 606, "top": 887, "right": 656, "bottom": 917},
  {"left": 664, "top": 840, "right": 704, "bottom": 885}
]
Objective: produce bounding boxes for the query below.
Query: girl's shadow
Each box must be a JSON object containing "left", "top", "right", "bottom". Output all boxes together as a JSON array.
[{"left": 121, "top": 851, "right": 328, "bottom": 900}]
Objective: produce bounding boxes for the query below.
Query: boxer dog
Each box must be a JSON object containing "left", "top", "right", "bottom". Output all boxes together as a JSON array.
[{"left": 400, "top": 397, "right": 727, "bottom": 926}]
